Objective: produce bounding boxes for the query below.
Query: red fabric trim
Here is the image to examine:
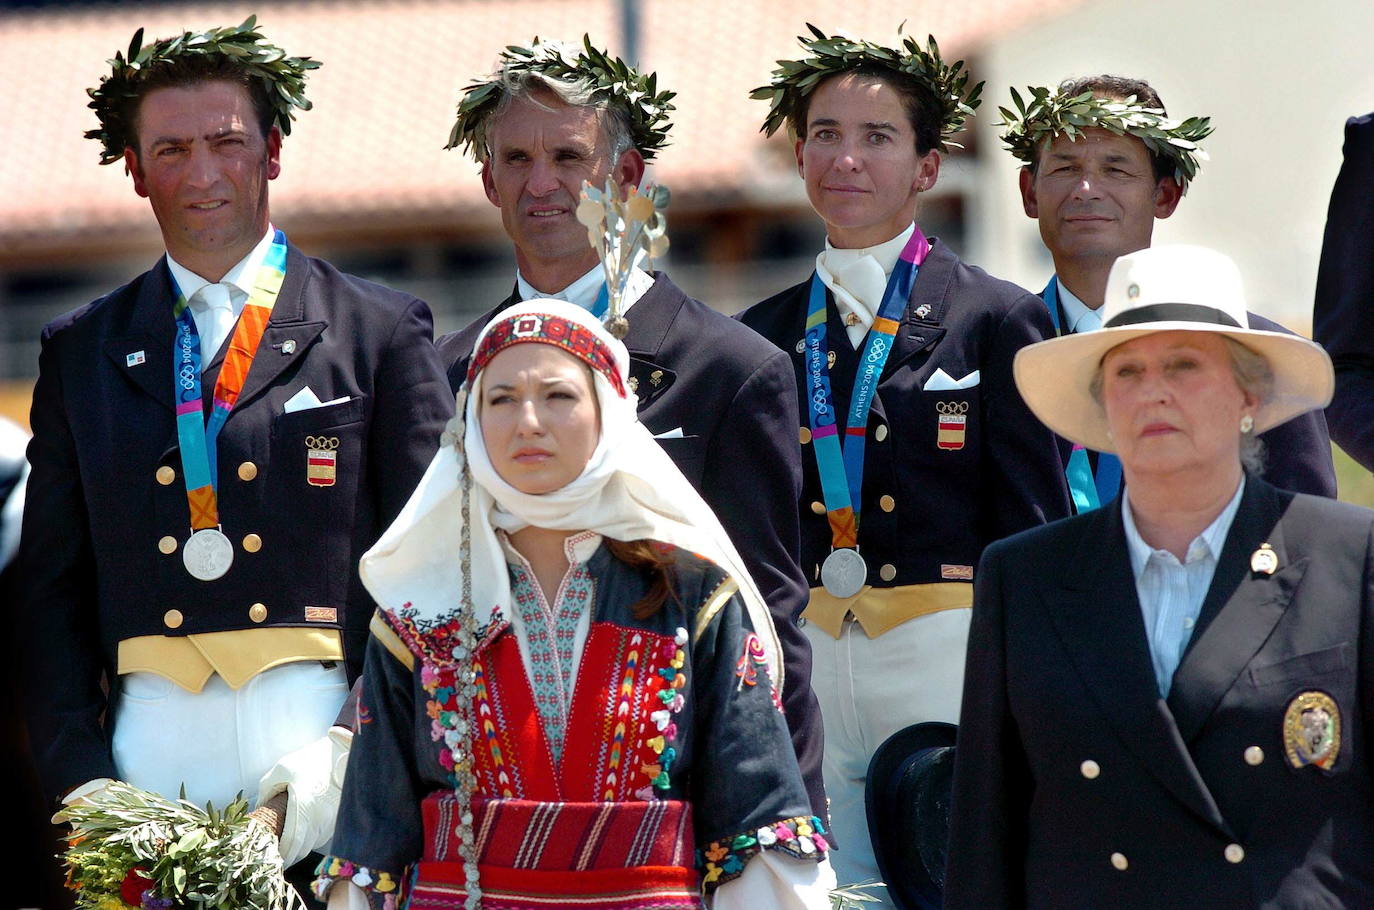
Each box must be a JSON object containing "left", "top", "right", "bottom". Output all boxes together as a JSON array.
[
  {"left": 415, "top": 795, "right": 699, "bottom": 909},
  {"left": 468, "top": 312, "right": 626, "bottom": 397},
  {"left": 422, "top": 794, "right": 694, "bottom": 867},
  {"left": 463, "top": 624, "right": 678, "bottom": 802},
  {"left": 407, "top": 863, "right": 698, "bottom": 909}
]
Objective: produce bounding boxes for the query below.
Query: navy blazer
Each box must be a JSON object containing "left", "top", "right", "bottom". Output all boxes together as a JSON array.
[
  {"left": 19, "top": 246, "right": 453, "bottom": 802},
  {"left": 433, "top": 272, "right": 828, "bottom": 828},
  {"left": 736, "top": 240, "right": 1071, "bottom": 589},
  {"left": 1314, "top": 112, "right": 1374, "bottom": 469},
  {"left": 947, "top": 478, "right": 1374, "bottom": 909}
]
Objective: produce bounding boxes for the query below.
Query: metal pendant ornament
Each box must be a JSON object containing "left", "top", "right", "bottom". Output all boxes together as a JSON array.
[
  {"left": 183, "top": 527, "right": 234, "bottom": 581},
  {"left": 821, "top": 548, "right": 868, "bottom": 598},
  {"left": 1283, "top": 690, "right": 1341, "bottom": 770}
]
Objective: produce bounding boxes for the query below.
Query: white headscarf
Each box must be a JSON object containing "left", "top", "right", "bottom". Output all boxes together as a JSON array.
[{"left": 359, "top": 300, "right": 783, "bottom": 688}]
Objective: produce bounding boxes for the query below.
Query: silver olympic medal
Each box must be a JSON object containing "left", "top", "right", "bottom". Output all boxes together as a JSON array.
[
  {"left": 821, "top": 548, "right": 867, "bottom": 599},
  {"left": 183, "top": 528, "right": 234, "bottom": 582}
]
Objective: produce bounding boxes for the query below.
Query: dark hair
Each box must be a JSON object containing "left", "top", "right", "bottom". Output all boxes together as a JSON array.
[
  {"left": 125, "top": 57, "right": 275, "bottom": 155},
  {"left": 1030, "top": 74, "right": 1172, "bottom": 182},
  {"left": 606, "top": 539, "right": 680, "bottom": 619},
  {"left": 795, "top": 65, "right": 943, "bottom": 156}
]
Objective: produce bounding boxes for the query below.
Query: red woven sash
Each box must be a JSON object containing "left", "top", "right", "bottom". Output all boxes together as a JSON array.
[{"left": 409, "top": 793, "right": 699, "bottom": 909}]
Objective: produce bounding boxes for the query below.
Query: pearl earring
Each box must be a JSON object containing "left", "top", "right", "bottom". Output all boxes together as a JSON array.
[{"left": 1240, "top": 414, "right": 1254, "bottom": 434}]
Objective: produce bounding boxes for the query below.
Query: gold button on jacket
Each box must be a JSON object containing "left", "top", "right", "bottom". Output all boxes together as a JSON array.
[
  {"left": 156, "top": 465, "right": 175, "bottom": 485},
  {"left": 242, "top": 533, "right": 262, "bottom": 553},
  {"left": 157, "top": 535, "right": 178, "bottom": 555},
  {"left": 238, "top": 461, "right": 258, "bottom": 482},
  {"left": 249, "top": 603, "right": 268, "bottom": 623},
  {"left": 163, "top": 609, "right": 183, "bottom": 630}
]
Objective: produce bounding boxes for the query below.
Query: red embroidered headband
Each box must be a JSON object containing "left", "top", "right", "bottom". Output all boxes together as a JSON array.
[{"left": 468, "top": 312, "right": 627, "bottom": 398}]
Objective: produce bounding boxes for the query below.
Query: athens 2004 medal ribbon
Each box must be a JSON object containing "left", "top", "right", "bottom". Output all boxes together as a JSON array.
[
  {"left": 1042, "top": 276, "right": 1122, "bottom": 512},
  {"left": 171, "top": 230, "right": 288, "bottom": 581},
  {"left": 805, "top": 227, "right": 930, "bottom": 598}
]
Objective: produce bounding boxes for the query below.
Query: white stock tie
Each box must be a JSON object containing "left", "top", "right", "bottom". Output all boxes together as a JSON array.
[{"left": 193, "top": 282, "right": 236, "bottom": 359}]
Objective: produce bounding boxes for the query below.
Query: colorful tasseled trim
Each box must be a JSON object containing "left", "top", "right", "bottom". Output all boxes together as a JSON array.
[
  {"left": 696, "top": 814, "right": 830, "bottom": 890},
  {"left": 312, "top": 855, "right": 400, "bottom": 908},
  {"left": 636, "top": 626, "right": 688, "bottom": 799}
]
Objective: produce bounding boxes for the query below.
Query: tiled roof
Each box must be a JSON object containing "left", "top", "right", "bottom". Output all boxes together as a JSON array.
[{"left": 0, "top": 0, "right": 1084, "bottom": 258}]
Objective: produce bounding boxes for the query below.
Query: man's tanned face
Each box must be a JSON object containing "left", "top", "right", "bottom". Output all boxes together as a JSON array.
[
  {"left": 125, "top": 80, "right": 279, "bottom": 279},
  {"left": 481, "top": 91, "right": 643, "bottom": 282},
  {"left": 1020, "top": 127, "right": 1180, "bottom": 269}
]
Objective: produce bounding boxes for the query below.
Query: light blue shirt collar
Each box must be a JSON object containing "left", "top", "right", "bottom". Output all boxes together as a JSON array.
[
  {"left": 1056, "top": 279, "right": 1103, "bottom": 335},
  {"left": 1121, "top": 478, "right": 1246, "bottom": 576}
]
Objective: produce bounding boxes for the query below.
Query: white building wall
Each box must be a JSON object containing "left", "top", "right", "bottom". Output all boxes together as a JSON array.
[{"left": 968, "top": 0, "right": 1374, "bottom": 331}]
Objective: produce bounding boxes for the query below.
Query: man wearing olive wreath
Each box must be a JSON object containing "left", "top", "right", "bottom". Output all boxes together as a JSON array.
[
  {"left": 19, "top": 17, "right": 451, "bottom": 878},
  {"left": 1002, "top": 74, "right": 1336, "bottom": 504},
  {"left": 433, "top": 37, "right": 830, "bottom": 833}
]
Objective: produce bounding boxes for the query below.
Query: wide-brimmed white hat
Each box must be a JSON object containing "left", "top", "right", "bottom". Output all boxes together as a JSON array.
[{"left": 1014, "top": 244, "right": 1333, "bottom": 454}]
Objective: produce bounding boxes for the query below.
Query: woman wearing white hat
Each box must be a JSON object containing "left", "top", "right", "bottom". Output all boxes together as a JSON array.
[
  {"left": 313, "top": 300, "right": 834, "bottom": 909},
  {"left": 944, "top": 245, "right": 1374, "bottom": 908}
]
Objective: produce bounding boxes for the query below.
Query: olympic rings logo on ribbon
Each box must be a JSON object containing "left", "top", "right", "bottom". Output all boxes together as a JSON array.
[
  {"left": 305, "top": 435, "right": 341, "bottom": 450},
  {"left": 936, "top": 401, "right": 970, "bottom": 415}
]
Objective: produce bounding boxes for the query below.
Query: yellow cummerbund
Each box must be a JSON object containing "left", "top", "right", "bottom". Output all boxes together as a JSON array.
[
  {"left": 117, "top": 628, "right": 344, "bottom": 692},
  {"left": 804, "top": 582, "right": 973, "bottom": 638}
]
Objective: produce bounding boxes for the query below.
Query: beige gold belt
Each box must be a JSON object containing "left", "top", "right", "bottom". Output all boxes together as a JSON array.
[
  {"left": 804, "top": 582, "right": 972, "bottom": 638},
  {"left": 118, "top": 627, "right": 343, "bottom": 692}
]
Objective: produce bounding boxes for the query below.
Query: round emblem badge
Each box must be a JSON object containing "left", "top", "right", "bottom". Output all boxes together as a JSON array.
[
  {"left": 821, "top": 548, "right": 867, "bottom": 599},
  {"left": 1283, "top": 690, "right": 1341, "bottom": 770},
  {"left": 1250, "top": 543, "right": 1278, "bottom": 575},
  {"left": 183, "top": 528, "right": 234, "bottom": 582}
]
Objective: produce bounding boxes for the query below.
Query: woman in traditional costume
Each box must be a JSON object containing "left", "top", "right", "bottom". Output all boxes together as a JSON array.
[
  {"left": 315, "top": 300, "right": 834, "bottom": 909},
  {"left": 736, "top": 26, "right": 1070, "bottom": 903}
]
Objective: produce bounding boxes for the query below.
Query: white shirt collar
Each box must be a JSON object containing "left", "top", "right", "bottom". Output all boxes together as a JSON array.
[
  {"left": 1056, "top": 278, "right": 1102, "bottom": 334},
  {"left": 165, "top": 226, "right": 275, "bottom": 310},
  {"left": 515, "top": 264, "right": 654, "bottom": 315},
  {"left": 1121, "top": 478, "right": 1246, "bottom": 576}
]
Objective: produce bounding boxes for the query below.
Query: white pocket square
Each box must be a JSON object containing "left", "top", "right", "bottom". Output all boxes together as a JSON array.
[
  {"left": 284, "top": 386, "right": 351, "bottom": 414},
  {"left": 653, "top": 426, "right": 686, "bottom": 439},
  {"left": 923, "top": 368, "right": 980, "bottom": 391}
]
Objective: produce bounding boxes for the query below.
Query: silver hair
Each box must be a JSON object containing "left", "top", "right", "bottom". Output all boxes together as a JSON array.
[
  {"left": 1088, "top": 335, "right": 1273, "bottom": 475},
  {"left": 480, "top": 65, "right": 635, "bottom": 163}
]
